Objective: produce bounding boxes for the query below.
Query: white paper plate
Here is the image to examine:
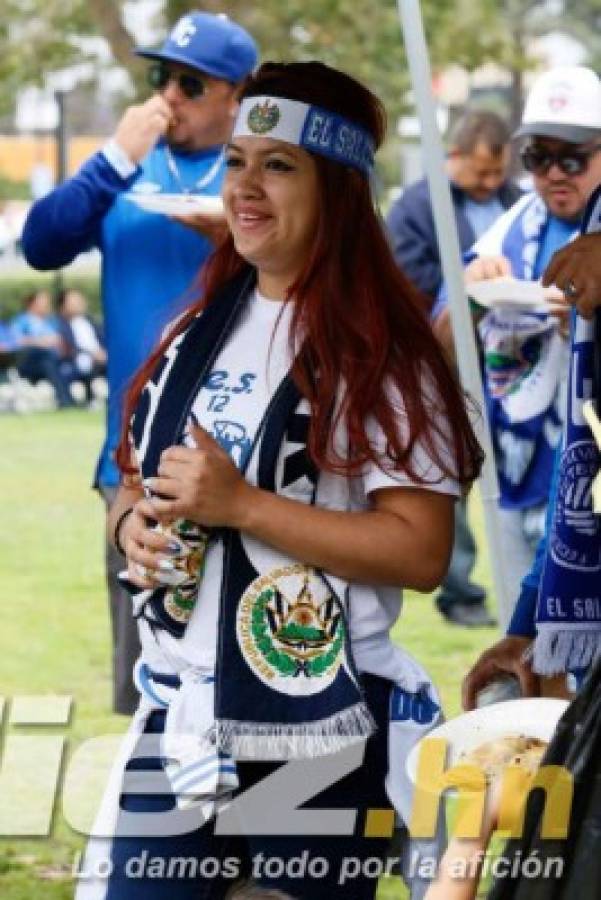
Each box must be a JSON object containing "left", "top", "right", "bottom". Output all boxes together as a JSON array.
[
  {"left": 126, "top": 193, "right": 224, "bottom": 217},
  {"left": 467, "top": 277, "right": 565, "bottom": 311},
  {"left": 406, "top": 697, "right": 568, "bottom": 784}
]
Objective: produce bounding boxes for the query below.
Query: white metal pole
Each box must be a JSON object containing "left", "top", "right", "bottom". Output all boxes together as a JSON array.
[{"left": 396, "top": 0, "right": 511, "bottom": 627}]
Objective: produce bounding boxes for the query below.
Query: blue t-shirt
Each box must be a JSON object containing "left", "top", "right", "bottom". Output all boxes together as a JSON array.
[
  {"left": 97, "top": 145, "right": 223, "bottom": 486},
  {"left": 463, "top": 196, "right": 505, "bottom": 242},
  {"left": 10, "top": 312, "right": 60, "bottom": 345},
  {"left": 22, "top": 141, "right": 224, "bottom": 487},
  {"left": 533, "top": 215, "right": 577, "bottom": 279},
  {"left": 0, "top": 321, "right": 17, "bottom": 350}
]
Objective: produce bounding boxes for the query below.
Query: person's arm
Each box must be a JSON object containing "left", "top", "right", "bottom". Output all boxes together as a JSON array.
[
  {"left": 171, "top": 212, "right": 229, "bottom": 245},
  {"left": 430, "top": 244, "right": 513, "bottom": 362},
  {"left": 386, "top": 189, "right": 443, "bottom": 302},
  {"left": 131, "top": 425, "right": 455, "bottom": 592},
  {"left": 424, "top": 835, "right": 490, "bottom": 900},
  {"left": 17, "top": 333, "right": 61, "bottom": 349},
  {"left": 505, "top": 536, "right": 546, "bottom": 639},
  {"left": 108, "top": 460, "right": 192, "bottom": 591},
  {"left": 235, "top": 481, "right": 453, "bottom": 589},
  {"left": 21, "top": 151, "right": 138, "bottom": 270},
  {"left": 424, "top": 780, "right": 501, "bottom": 900},
  {"left": 22, "top": 96, "right": 175, "bottom": 270},
  {"left": 107, "top": 483, "right": 144, "bottom": 552},
  {"left": 8, "top": 316, "right": 60, "bottom": 350},
  {"left": 54, "top": 318, "right": 74, "bottom": 359},
  {"left": 461, "top": 526, "right": 550, "bottom": 710}
]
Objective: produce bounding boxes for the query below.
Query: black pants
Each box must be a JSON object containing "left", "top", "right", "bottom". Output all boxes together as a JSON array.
[
  {"left": 17, "top": 347, "right": 74, "bottom": 407},
  {"left": 60, "top": 355, "right": 106, "bottom": 402}
]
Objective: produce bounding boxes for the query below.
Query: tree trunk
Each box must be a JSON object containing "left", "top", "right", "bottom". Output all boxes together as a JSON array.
[{"left": 86, "top": 0, "right": 143, "bottom": 79}]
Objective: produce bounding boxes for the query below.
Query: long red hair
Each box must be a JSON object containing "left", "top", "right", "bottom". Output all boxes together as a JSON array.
[{"left": 117, "top": 62, "right": 483, "bottom": 485}]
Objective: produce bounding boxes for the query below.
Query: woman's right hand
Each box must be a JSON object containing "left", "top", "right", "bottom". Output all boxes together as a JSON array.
[{"left": 121, "top": 497, "right": 182, "bottom": 589}]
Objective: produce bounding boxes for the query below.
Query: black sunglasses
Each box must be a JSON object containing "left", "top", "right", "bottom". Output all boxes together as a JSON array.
[
  {"left": 520, "top": 142, "right": 601, "bottom": 177},
  {"left": 147, "top": 61, "right": 207, "bottom": 100}
]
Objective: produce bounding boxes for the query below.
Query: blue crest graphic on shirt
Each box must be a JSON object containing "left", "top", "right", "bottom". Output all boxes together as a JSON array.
[
  {"left": 212, "top": 420, "right": 252, "bottom": 467},
  {"left": 389, "top": 685, "right": 439, "bottom": 725}
]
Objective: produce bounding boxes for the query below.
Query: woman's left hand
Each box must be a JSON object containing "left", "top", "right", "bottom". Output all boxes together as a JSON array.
[{"left": 145, "top": 425, "right": 252, "bottom": 528}]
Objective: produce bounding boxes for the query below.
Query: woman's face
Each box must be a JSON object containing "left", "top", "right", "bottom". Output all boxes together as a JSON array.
[{"left": 223, "top": 135, "right": 320, "bottom": 298}]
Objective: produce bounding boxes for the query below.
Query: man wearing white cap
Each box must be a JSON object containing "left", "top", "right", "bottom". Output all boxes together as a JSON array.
[
  {"left": 21, "top": 12, "right": 258, "bottom": 715},
  {"left": 453, "top": 67, "right": 601, "bottom": 707}
]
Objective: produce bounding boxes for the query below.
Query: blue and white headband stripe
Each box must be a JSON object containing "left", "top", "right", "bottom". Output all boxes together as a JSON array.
[{"left": 233, "top": 95, "right": 375, "bottom": 175}]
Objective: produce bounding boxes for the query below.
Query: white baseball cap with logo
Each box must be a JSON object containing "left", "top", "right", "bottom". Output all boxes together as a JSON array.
[{"left": 515, "top": 66, "right": 601, "bottom": 144}]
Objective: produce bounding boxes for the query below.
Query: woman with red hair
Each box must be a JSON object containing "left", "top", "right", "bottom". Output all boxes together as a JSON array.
[{"left": 82, "top": 62, "right": 483, "bottom": 900}]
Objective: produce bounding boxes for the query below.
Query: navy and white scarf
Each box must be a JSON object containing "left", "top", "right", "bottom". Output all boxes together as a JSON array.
[
  {"left": 127, "top": 266, "right": 375, "bottom": 759},
  {"left": 533, "top": 188, "right": 601, "bottom": 675},
  {"left": 475, "top": 195, "right": 568, "bottom": 509}
]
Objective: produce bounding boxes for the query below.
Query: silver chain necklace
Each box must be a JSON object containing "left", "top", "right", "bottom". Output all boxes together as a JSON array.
[{"left": 164, "top": 145, "right": 224, "bottom": 194}]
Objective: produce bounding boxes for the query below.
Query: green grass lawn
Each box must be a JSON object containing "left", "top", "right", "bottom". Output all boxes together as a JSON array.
[{"left": 0, "top": 410, "right": 498, "bottom": 899}]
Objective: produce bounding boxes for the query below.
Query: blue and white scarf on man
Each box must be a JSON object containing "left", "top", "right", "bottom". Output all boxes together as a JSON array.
[
  {"left": 473, "top": 194, "right": 571, "bottom": 509},
  {"left": 533, "top": 188, "right": 601, "bottom": 675}
]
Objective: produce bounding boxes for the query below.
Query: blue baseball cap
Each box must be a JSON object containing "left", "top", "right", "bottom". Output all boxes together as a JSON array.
[{"left": 135, "top": 12, "right": 258, "bottom": 84}]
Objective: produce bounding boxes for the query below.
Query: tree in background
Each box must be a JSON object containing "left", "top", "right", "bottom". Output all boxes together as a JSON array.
[
  {"left": 0, "top": 0, "right": 105, "bottom": 114},
  {"left": 1, "top": 0, "right": 600, "bottom": 172},
  {"left": 560, "top": 0, "right": 601, "bottom": 69},
  {"left": 0, "top": 0, "right": 486, "bottom": 125},
  {"left": 430, "top": 0, "right": 601, "bottom": 131}
]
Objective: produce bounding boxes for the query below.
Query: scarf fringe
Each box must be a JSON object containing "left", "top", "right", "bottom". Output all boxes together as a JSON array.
[
  {"left": 532, "top": 628, "right": 601, "bottom": 676},
  {"left": 218, "top": 702, "right": 376, "bottom": 760}
]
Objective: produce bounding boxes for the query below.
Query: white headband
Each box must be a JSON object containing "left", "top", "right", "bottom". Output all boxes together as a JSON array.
[{"left": 232, "top": 95, "right": 375, "bottom": 175}]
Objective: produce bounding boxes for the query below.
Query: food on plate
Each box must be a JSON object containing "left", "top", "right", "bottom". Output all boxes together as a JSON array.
[{"left": 459, "top": 734, "right": 547, "bottom": 781}]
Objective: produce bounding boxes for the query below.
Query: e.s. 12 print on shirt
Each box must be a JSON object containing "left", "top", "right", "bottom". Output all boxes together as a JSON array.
[
  {"left": 200, "top": 368, "right": 258, "bottom": 466},
  {"left": 203, "top": 368, "right": 257, "bottom": 411}
]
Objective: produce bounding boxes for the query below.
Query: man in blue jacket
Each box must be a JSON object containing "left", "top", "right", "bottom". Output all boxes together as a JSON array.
[
  {"left": 387, "top": 110, "right": 520, "bottom": 628},
  {"left": 22, "top": 12, "right": 258, "bottom": 714},
  {"left": 387, "top": 110, "right": 521, "bottom": 311}
]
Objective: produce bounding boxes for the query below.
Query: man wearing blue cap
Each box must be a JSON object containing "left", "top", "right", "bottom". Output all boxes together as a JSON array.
[{"left": 21, "top": 12, "right": 258, "bottom": 715}]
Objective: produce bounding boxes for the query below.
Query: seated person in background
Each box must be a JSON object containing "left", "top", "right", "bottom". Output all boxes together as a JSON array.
[
  {"left": 0, "top": 319, "right": 18, "bottom": 353},
  {"left": 0, "top": 319, "right": 19, "bottom": 377},
  {"left": 56, "top": 288, "right": 107, "bottom": 403},
  {"left": 10, "top": 288, "right": 74, "bottom": 408}
]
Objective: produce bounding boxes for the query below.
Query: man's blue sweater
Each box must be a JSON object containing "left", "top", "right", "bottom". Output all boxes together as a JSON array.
[{"left": 22, "top": 141, "right": 223, "bottom": 487}]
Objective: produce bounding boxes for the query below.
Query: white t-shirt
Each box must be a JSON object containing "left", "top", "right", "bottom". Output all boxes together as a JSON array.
[
  {"left": 71, "top": 316, "right": 102, "bottom": 354},
  {"left": 140, "top": 288, "right": 460, "bottom": 674}
]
